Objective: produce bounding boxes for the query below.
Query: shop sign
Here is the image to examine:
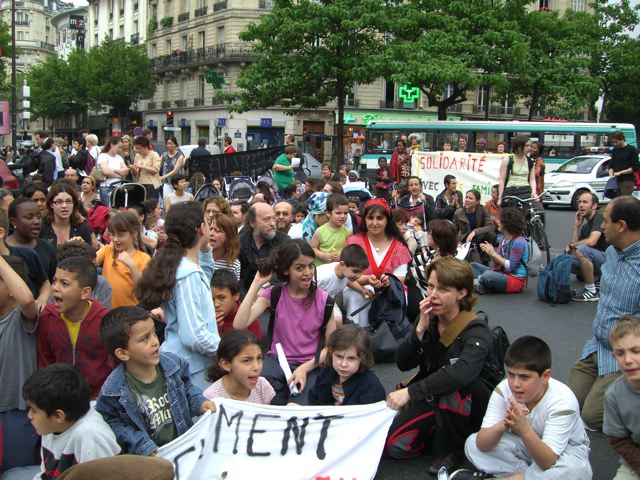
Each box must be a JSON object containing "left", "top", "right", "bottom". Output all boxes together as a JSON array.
[
  {"left": 342, "top": 112, "right": 441, "bottom": 125},
  {"left": 398, "top": 84, "right": 420, "bottom": 103},
  {"left": 260, "top": 118, "right": 273, "bottom": 128}
]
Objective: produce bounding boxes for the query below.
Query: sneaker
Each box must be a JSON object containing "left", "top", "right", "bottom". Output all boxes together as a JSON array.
[
  {"left": 572, "top": 289, "right": 599, "bottom": 302},
  {"left": 427, "top": 451, "right": 465, "bottom": 475},
  {"left": 474, "top": 282, "right": 488, "bottom": 295},
  {"left": 594, "top": 280, "right": 600, "bottom": 292},
  {"left": 450, "top": 469, "right": 495, "bottom": 479}
]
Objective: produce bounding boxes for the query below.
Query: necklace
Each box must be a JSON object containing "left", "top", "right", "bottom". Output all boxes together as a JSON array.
[{"left": 369, "top": 236, "right": 390, "bottom": 252}]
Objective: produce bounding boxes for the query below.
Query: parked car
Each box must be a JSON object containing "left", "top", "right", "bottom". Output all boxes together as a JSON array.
[
  {"left": 543, "top": 155, "right": 611, "bottom": 210},
  {"left": 0, "top": 159, "right": 20, "bottom": 190}
]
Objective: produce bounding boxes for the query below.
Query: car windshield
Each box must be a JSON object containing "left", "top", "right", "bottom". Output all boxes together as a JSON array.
[{"left": 554, "top": 156, "right": 603, "bottom": 174}]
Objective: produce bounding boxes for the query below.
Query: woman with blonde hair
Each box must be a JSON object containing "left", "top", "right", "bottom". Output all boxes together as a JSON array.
[{"left": 79, "top": 175, "right": 99, "bottom": 210}]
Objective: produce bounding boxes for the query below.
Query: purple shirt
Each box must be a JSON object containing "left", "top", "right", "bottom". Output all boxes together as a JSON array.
[{"left": 260, "top": 285, "right": 328, "bottom": 363}]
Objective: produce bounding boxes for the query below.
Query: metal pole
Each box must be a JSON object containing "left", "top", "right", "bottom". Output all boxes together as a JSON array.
[{"left": 10, "top": 0, "right": 17, "bottom": 153}]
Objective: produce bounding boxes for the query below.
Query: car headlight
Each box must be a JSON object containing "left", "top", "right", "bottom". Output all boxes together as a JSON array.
[{"left": 551, "top": 180, "right": 573, "bottom": 188}]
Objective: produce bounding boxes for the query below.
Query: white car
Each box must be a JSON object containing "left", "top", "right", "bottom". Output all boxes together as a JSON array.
[{"left": 543, "top": 155, "right": 611, "bottom": 210}]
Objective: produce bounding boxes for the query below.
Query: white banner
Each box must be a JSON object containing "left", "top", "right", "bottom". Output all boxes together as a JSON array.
[
  {"left": 158, "top": 399, "right": 396, "bottom": 480},
  {"left": 411, "top": 151, "right": 508, "bottom": 203}
]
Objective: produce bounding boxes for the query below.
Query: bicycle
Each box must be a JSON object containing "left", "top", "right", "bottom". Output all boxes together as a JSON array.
[{"left": 501, "top": 193, "right": 551, "bottom": 264}]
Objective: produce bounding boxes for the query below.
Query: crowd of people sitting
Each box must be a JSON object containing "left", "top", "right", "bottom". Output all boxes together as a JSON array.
[{"left": 0, "top": 129, "right": 639, "bottom": 480}]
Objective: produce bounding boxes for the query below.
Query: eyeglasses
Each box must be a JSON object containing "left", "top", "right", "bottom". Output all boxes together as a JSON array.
[{"left": 52, "top": 199, "right": 74, "bottom": 206}]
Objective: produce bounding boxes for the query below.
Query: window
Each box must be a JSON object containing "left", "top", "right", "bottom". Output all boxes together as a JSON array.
[
  {"left": 133, "top": 20, "right": 139, "bottom": 33},
  {"left": 198, "top": 31, "right": 205, "bottom": 49},
  {"left": 199, "top": 75, "right": 205, "bottom": 98},
  {"left": 346, "top": 88, "right": 356, "bottom": 107},
  {"left": 198, "top": 0, "right": 205, "bottom": 8},
  {"left": 216, "top": 26, "right": 224, "bottom": 46},
  {"left": 17, "top": 31, "right": 26, "bottom": 40},
  {"left": 180, "top": 80, "right": 186, "bottom": 99},
  {"left": 151, "top": 43, "right": 157, "bottom": 57},
  {"left": 165, "top": 39, "right": 171, "bottom": 53},
  {"left": 119, "top": 25, "right": 124, "bottom": 38},
  {"left": 181, "top": 35, "right": 188, "bottom": 50},
  {"left": 166, "top": 0, "right": 173, "bottom": 15},
  {"left": 476, "top": 85, "right": 489, "bottom": 112},
  {"left": 164, "top": 81, "right": 170, "bottom": 101},
  {"left": 571, "top": 0, "right": 586, "bottom": 10},
  {"left": 181, "top": 0, "right": 189, "bottom": 12},
  {"left": 443, "top": 84, "right": 455, "bottom": 99}
]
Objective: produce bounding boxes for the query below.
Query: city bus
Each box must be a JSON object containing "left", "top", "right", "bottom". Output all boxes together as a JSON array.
[{"left": 361, "top": 120, "right": 638, "bottom": 175}]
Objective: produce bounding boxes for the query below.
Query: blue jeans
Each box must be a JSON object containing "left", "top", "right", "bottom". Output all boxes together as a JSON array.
[
  {"left": 471, "top": 263, "right": 509, "bottom": 293},
  {"left": 1, "top": 466, "right": 41, "bottom": 480},
  {"left": 0, "top": 409, "right": 38, "bottom": 473},
  {"left": 570, "top": 245, "right": 606, "bottom": 278},
  {"left": 99, "top": 185, "right": 112, "bottom": 205}
]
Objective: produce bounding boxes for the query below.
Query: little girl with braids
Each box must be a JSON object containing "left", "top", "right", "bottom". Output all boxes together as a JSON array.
[{"left": 136, "top": 202, "right": 220, "bottom": 389}]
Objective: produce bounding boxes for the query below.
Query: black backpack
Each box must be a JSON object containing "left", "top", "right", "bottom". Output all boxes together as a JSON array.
[
  {"left": 477, "top": 311, "right": 510, "bottom": 385},
  {"left": 268, "top": 284, "right": 335, "bottom": 364},
  {"left": 504, "top": 155, "right": 534, "bottom": 187}
]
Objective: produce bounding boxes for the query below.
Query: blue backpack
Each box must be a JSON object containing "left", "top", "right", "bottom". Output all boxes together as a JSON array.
[{"left": 537, "top": 253, "right": 573, "bottom": 304}]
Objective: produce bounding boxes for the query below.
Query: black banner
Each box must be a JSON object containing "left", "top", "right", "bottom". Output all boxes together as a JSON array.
[{"left": 187, "top": 145, "right": 284, "bottom": 182}]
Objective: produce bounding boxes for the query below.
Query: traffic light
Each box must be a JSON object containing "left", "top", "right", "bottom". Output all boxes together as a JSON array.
[{"left": 166, "top": 111, "right": 174, "bottom": 127}]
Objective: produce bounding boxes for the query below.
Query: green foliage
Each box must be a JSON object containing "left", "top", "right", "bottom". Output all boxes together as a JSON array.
[
  {"left": 28, "top": 50, "right": 89, "bottom": 122},
  {"left": 385, "top": 0, "right": 531, "bottom": 120},
  {"left": 147, "top": 15, "right": 158, "bottom": 37},
  {"left": 160, "top": 16, "right": 173, "bottom": 28},
  {"left": 0, "top": 18, "right": 14, "bottom": 98},
  {"left": 218, "top": 0, "right": 392, "bottom": 163},
  {"left": 602, "top": 38, "right": 640, "bottom": 129},
  {"left": 85, "top": 36, "right": 156, "bottom": 117}
]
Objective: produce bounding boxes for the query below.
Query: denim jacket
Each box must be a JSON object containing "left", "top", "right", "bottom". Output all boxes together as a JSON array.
[{"left": 95, "top": 352, "right": 207, "bottom": 456}]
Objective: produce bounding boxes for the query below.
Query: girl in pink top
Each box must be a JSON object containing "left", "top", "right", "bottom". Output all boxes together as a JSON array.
[
  {"left": 234, "top": 239, "right": 338, "bottom": 405},
  {"left": 203, "top": 330, "right": 275, "bottom": 404}
]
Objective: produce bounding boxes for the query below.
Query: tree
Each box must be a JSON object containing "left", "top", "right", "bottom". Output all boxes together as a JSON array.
[
  {"left": 28, "top": 50, "right": 89, "bottom": 127},
  {"left": 385, "top": 0, "right": 530, "bottom": 120},
  {"left": 218, "top": 0, "right": 392, "bottom": 164},
  {"left": 85, "top": 37, "right": 156, "bottom": 118},
  {"left": 602, "top": 38, "right": 640, "bottom": 130},
  {"left": 0, "top": 18, "right": 14, "bottom": 99}
]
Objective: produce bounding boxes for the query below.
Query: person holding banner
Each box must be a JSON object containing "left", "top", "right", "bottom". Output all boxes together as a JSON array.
[
  {"left": 385, "top": 257, "right": 496, "bottom": 474},
  {"left": 389, "top": 140, "right": 412, "bottom": 183}
]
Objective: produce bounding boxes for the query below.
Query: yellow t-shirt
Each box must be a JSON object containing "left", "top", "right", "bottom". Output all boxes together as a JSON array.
[
  {"left": 61, "top": 301, "right": 93, "bottom": 347},
  {"left": 96, "top": 245, "right": 150, "bottom": 308}
]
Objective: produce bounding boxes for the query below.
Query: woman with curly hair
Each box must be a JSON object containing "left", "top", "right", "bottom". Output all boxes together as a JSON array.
[
  {"left": 209, "top": 213, "right": 241, "bottom": 280},
  {"left": 203, "top": 196, "right": 231, "bottom": 226},
  {"left": 470, "top": 207, "right": 528, "bottom": 294}
]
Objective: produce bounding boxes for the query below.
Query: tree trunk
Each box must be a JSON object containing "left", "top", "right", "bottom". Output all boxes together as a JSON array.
[
  {"left": 437, "top": 103, "right": 448, "bottom": 120},
  {"left": 336, "top": 80, "right": 345, "bottom": 168}
]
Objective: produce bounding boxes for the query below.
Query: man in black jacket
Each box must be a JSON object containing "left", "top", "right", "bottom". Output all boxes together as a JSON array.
[
  {"left": 609, "top": 130, "right": 640, "bottom": 196},
  {"left": 435, "top": 174, "right": 463, "bottom": 221}
]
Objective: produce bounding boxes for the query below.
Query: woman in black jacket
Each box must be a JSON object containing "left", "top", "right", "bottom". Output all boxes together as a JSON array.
[{"left": 385, "top": 257, "right": 496, "bottom": 474}]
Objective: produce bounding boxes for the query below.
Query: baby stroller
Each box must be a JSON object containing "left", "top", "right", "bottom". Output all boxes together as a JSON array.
[
  {"left": 194, "top": 183, "right": 221, "bottom": 202},
  {"left": 226, "top": 176, "right": 256, "bottom": 203},
  {"left": 343, "top": 183, "right": 373, "bottom": 210},
  {"left": 110, "top": 182, "right": 147, "bottom": 210}
]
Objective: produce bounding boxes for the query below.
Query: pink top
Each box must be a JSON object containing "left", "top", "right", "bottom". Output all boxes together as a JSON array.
[
  {"left": 259, "top": 284, "right": 329, "bottom": 363},
  {"left": 203, "top": 376, "right": 275, "bottom": 405}
]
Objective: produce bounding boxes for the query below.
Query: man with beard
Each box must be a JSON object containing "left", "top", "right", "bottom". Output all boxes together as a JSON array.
[
  {"left": 566, "top": 192, "right": 607, "bottom": 302},
  {"left": 238, "top": 202, "right": 289, "bottom": 293},
  {"left": 274, "top": 201, "right": 294, "bottom": 234}
]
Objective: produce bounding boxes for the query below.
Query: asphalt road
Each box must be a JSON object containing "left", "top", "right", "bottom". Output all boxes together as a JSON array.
[{"left": 372, "top": 206, "right": 617, "bottom": 480}]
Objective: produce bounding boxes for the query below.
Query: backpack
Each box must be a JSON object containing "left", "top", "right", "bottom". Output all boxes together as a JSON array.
[
  {"left": 268, "top": 284, "right": 334, "bottom": 364},
  {"left": 477, "top": 311, "right": 510, "bottom": 385},
  {"left": 537, "top": 253, "right": 573, "bottom": 304},
  {"left": 521, "top": 236, "right": 543, "bottom": 277},
  {"left": 85, "top": 150, "right": 96, "bottom": 174},
  {"left": 504, "top": 155, "right": 534, "bottom": 187}
]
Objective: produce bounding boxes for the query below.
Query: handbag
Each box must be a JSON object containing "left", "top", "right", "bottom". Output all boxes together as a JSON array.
[
  {"left": 90, "top": 167, "right": 106, "bottom": 182},
  {"left": 604, "top": 177, "right": 618, "bottom": 199}
]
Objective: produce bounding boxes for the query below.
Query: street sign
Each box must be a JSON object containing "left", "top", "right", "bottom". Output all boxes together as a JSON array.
[
  {"left": 260, "top": 118, "right": 272, "bottom": 128},
  {"left": 234, "top": 130, "right": 242, "bottom": 138},
  {"left": 217, "top": 118, "right": 227, "bottom": 127},
  {"left": 163, "top": 126, "right": 182, "bottom": 131}
]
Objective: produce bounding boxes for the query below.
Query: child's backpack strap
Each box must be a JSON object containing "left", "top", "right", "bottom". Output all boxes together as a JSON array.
[
  {"left": 315, "top": 294, "right": 335, "bottom": 365},
  {"left": 267, "top": 284, "right": 283, "bottom": 351}
]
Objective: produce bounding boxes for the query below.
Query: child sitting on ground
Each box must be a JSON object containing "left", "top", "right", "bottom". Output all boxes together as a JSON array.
[
  {"left": 14, "top": 364, "right": 120, "bottom": 479},
  {"left": 308, "top": 324, "right": 385, "bottom": 406},
  {"left": 38, "top": 257, "right": 113, "bottom": 399},
  {"left": 210, "top": 269, "right": 262, "bottom": 339},
  {"left": 203, "top": 330, "right": 275, "bottom": 404},
  {"left": 96, "top": 306, "right": 216, "bottom": 455},
  {"left": 457, "top": 336, "right": 592, "bottom": 480},
  {"left": 0, "top": 255, "right": 39, "bottom": 474},
  {"left": 311, "top": 193, "right": 351, "bottom": 266},
  {"left": 604, "top": 316, "right": 640, "bottom": 480}
]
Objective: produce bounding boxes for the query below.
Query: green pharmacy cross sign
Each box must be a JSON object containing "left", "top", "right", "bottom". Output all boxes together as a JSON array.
[
  {"left": 398, "top": 84, "right": 420, "bottom": 103},
  {"left": 206, "top": 71, "right": 225, "bottom": 90}
]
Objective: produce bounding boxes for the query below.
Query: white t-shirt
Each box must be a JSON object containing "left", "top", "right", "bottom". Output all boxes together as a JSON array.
[
  {"left": 368, "top": 239, "right": 408, "bottom": 278},
  {"left": 316, "top": 262, "right": 348, "bottom": 296},
  {"left": 481, "top": 378, "right": 589, "bottom": 456},
  {"left": 97, "top": 152, "right": 126, "bottom": 186},
  {"left": 35, "top": 408, "right": 120, "bottom": 479}
]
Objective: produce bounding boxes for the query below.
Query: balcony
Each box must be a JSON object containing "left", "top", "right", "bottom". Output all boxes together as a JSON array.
[
  {"left": 194, "top": 98, "right": 205, "bottom": 106},
  {"left": 473, "top": 105, "right": 487, "bottom": 114},
  {"left": 489, "top": 105, "right": 515, "bottom": 116},
  {"left": 178, "top": 11, "right": 189, "bottom": 22},
  {"left": 148, "top": 101, "right": 157, "bottom": 109},
  {"left": 345, "top": 98, "right": 359, "bottom": 108},
  {"left": 150, "top": 43, "right": 254, "bottom": 72},
  {"left": 194, "top": 6, "right": 207, "bottom": 17},
  {"left": 39, "top": 41, "right": 55, "bottom": 51},
  {"left": 379, "top": 100, "right": 414, "bottom": 109},
  {"left": 213, "top": 0, "right": 227, "bottom": 11},
  {"left": 130, "top": 33, "right": 139, "bottom": 45},
  {"left": 258, "top": 0, "right": 272, "bottom": 7},
  {"left": 161, "top": 100, "right": 171, "bottom": 108},
  {"left": 175, "top": 99, "right": 187, "bottom": 107}
]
